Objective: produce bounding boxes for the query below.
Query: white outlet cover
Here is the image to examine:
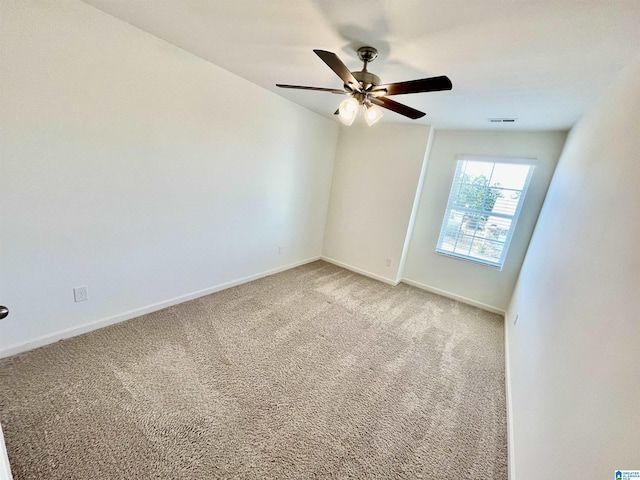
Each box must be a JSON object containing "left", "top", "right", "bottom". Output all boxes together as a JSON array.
[{"left": 74, "top": 287, "right": 88, "bottom": 302}]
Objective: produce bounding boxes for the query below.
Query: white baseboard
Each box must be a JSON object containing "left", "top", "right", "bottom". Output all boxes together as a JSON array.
[
  {"left": 0, "top": 423, "right": 12, "bottom": 480},
  {"left": 0, "top": 256, "right": 321, "bottom": 359},
  {"left": 320, "top": 256, "right": 399, "bottom": 286},
  {"left": 504, "top": 315, "right": 515, "bottom": 480},
  {"left": 400, "top": 278, "right": 506, "bottom": 316}
]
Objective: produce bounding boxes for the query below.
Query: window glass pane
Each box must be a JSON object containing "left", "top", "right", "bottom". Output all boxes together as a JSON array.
[
  {"left": 490, "top": 194, "right": 518, "bottom": 216},
  {"left": 441, "top": 210, "right": 464, "bottom": 242},
  {"left": 470, "top": 238, "right": 504, "bottom": 263},
  {"left": 462, "top": 160, "right": 494, "bottom": 180},
  {"left": 462, "top": 213, "right": 486, "bottom": 231},
  {"left": 453, "top": 184, "right": 489, "bottom": 210},
  {"left": 490, "top": 163, "right": 530, "bottom": 189},
  {"left": 484, "top": 217, "right": 512, "bottom": 243},
  {"left": 451, "top": 234, "right": 474, "bottom": 256}
]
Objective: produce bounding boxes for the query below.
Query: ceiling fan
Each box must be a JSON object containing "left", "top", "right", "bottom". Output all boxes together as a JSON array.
[{"left": 277, "top": 46, "right": 452, "bottom": 126}]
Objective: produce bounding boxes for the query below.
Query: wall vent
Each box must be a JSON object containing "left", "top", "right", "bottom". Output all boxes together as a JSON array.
[{"left": 488, "top": 118, "right": 518, "bottom": 123}]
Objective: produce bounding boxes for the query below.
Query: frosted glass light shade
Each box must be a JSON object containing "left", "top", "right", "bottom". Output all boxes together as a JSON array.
[
  {"left": 338, "top": 97, "right": 359, "bottom": 126},
  {"left": 364, "top": 104, "right": 384, "bottom": 126}
]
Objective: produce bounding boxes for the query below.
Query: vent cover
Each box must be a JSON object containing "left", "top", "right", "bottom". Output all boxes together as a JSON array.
[{"left": 488, "top": 118, "right": 518, "bottom": 123}]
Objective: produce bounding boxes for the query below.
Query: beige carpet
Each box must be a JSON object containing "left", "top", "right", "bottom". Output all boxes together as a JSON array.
[{"left": 0, "top": 261, "right": 507, "bottom": 479}]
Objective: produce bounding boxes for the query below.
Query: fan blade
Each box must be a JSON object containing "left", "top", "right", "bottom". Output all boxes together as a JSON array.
[
  {"left": 276, "top": 84, "right": 346, "bottom": 94},
  {"left": 372, "top": 76, "right": 452, "bottom": 96},
  {"left": 313, "top": 50, "right": 362, "bottom": 93},
  {"left": 370, "top": 97, "right": 426, "bottom": 120}
]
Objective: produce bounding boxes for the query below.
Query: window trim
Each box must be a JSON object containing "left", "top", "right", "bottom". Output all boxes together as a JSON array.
[{"left": 435, "top": 155, "right": 536, "bottom": 270}]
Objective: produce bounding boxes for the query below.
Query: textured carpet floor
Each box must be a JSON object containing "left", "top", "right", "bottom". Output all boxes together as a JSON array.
[{"left": 0, "top": 261, "right": 507, "bottom": 479}]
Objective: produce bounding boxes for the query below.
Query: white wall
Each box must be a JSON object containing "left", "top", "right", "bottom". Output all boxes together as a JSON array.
[
  {"left": 0, "top": 0, "right": 338, "bottom": 355},
  {"left": 0, "top": 424, "right": 11, "bottom": 480},
  {"left": 322, "top": 124, "right": 431, "bottom": 283},
  {"left": 402, "top": 130, "right": 566, "bottom": 311},
  {"left": 506, "top": 58, "right": 640, "bottom": 479}
]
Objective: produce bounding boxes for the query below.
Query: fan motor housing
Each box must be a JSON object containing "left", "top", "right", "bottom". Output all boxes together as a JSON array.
[{"left": 350, "top": 70, "right": 381, "bottom": 89}]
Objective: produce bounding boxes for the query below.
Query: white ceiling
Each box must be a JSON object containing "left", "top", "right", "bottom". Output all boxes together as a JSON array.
[{"left": 82, "top": 0, "right": 640, "bottom": 130}]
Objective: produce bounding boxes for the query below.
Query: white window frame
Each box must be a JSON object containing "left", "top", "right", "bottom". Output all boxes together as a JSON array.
[{"left": 435, "top": 155, "right": 536, "bottom": 270}]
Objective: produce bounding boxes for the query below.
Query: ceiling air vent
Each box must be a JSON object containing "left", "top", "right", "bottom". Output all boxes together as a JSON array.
[{"left": 488, "top": 118, "right": 518, "bottom": 123}]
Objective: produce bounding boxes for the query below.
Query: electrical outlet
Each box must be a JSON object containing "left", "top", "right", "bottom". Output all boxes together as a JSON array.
[
  {"left": 385, "top": 258, "right": 391, "bottom": 267},
  {"left": 278, "top": 246, "right": 284, "bottom": 255},
  {"left": 514, "top": 313, "right": 519, "bottom": 325},
  {"left": 74, "top": 286, "right": 88, "bottom": 303}
]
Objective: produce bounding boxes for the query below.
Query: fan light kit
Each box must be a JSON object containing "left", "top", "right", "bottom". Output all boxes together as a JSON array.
[{"left": 277, "top": 46, "right": 452, "bottom": 126}]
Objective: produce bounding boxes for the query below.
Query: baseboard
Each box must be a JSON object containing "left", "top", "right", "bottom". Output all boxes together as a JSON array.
[
  {"left": 399, "top": 278, "right": 506, "bottom": 315},
  {"left": 320, "top": 256, "right": 400, "bottom": 286},
  {"left": 0, "top": 423, "right": 12, "bottom": 480},
  {"left": 504, "top": 315, "right": 515, "bottom": 480},
  {"left": 0, "top": 256, "right": 321, "bottom": 359}
]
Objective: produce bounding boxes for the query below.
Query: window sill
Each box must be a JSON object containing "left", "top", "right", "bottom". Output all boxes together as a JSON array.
[{"left": 435, "top": 250, "right": 503, "bottom": 271}]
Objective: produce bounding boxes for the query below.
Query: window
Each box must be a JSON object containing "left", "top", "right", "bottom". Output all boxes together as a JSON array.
[{"left": 436, "top": 156, "right": 535, "bottom": 269}]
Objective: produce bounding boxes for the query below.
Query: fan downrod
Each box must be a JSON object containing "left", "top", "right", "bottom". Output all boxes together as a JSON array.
[{"left": 353, "top": 46, "right": 380, "bottom": 88}]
